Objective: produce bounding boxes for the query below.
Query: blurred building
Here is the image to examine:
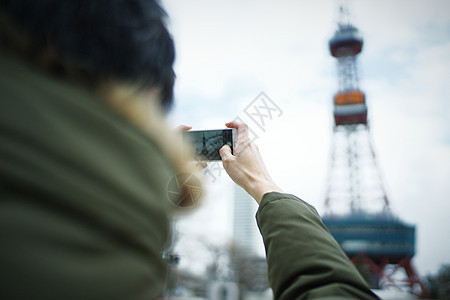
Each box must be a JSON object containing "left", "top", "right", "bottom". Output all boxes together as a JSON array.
[
  {"left": 232, "top": 185, "right": 270, "bottom": 297},
  {"left": 232, "top": 185, "right": 258, "bottom": 254}
]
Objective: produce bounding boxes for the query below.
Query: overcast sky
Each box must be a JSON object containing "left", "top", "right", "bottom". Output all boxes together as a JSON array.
[{"left": 161, "top": 0, "right": 450, "bottom": 277}]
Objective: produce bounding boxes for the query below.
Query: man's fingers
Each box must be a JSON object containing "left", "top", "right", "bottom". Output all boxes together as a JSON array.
[
  {"left": 195, "top": 160, "right": 207, "bottom": 169},
  {"left": 176, "top": 125, "right": 192, "bottom": 132},
  {"left": 225, "top": 121, "right": 249, "bottom": 141}
]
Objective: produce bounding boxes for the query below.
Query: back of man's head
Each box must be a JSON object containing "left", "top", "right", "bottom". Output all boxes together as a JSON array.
[{"left": 0, "top": 0, "right": 175, "bottom": 110}]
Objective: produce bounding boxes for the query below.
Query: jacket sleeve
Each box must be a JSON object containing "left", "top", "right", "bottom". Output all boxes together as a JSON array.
[{"left": 256, "top": 192, "right": 379, "bottom": 300}]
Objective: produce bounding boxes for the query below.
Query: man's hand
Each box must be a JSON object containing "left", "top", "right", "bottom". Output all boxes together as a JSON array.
[{"left": 219, "top": 121, "right": 283, "bottom": 204}]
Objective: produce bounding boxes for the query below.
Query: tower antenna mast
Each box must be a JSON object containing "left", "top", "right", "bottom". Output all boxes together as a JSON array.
[{"left": 322, "top": 2, "right": 428, "bottom": 297}]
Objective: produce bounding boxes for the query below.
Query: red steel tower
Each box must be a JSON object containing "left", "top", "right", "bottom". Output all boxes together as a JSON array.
[{"left": 322, "top": 5, "right": 428, "bottom": 298}]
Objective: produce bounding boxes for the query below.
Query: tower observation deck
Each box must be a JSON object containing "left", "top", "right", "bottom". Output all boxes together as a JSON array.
[
  {"left": 328, "top": 7, "right": 366, "bottom": 127},
  {"left": 322, "top": 5, "right": 428, "bottom": 297}
]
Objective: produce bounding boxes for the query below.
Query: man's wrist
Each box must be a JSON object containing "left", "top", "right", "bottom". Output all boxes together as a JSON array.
[{"left": 249, "top": 180, "right": 283, "bottom": 204}]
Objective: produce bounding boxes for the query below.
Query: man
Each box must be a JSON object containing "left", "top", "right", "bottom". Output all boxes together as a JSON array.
[{"left": 0, "top": 1, "right": 378, "bottom": 299}]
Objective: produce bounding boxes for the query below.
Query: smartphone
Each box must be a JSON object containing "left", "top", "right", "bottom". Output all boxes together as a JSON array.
[{"left": 183, "top": 128, "right": 237, "bottom": 161}]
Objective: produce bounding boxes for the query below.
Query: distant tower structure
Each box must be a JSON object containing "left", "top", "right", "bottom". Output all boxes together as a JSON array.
[
  {"left": 322, "top": 4, "right": 428, "bottom": 297},
  {"left": 200, "top": 134, "right": 208, "bottom": 157}
]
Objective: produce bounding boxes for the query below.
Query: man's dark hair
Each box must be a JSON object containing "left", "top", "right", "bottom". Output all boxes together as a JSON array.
[{"left": 0, "top": 0, "right": 175, "bottom": 110}]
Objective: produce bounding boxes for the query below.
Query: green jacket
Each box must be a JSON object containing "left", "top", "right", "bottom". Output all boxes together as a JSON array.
[
  {"left": 0, "top": 52, "right": 175, "bottom": 299},
  {"left": 257, "top": 192, "right": 379, "bottom": 299},
  {"left": 0, "top": 52, "right": 378, "bottom": 300}
]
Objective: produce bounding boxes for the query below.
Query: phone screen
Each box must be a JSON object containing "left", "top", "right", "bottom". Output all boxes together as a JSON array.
[{"left": 184, "top": 129, "right": 234, "bottom": 161}]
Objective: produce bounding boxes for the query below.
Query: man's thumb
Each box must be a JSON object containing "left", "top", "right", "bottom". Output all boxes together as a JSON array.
[{"left": 219, "top": 144, "right": 233, "bottom": 161}]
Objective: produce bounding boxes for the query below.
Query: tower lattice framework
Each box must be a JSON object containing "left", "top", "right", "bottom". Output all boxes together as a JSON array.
[{"left": 322, "top": 5, "right": 428, "bottom": 297}]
